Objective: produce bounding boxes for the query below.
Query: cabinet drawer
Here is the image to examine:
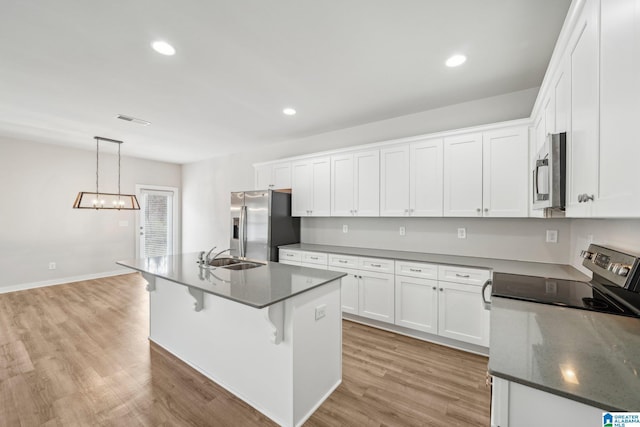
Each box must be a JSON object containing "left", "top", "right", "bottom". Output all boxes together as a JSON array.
[
  {"left": 358, "top": 257, "right": 394, "bottom": 274},
  {"left": 328, "top": 253, "right": 359, "bottom": 269},
  {"left": 395, "top": 260, "right": 438, "bottom": 279},
  {"left": 438, "top": 265, "right": 491, "bottom": 286},
  {"left": 300, "top": 262, "right": 328, "bottom": 270},
  {"left": 279, "top": 249, "right": 301, "bottom": 263},
  {"left": 301, "top": 251, "right": 328, "bottom": 266}
]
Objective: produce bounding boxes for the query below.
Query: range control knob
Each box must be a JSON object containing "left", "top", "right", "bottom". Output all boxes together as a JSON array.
[
  {"left": 580, "top": 250, "right": 594, "bottom": 260},
  {"left": 607, "top": 263, "right": 630, "bottom": 276}
]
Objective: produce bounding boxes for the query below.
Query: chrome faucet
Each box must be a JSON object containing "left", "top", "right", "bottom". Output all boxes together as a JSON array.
[{"left": 206, "top": 247, "right": 232, "bottom": 264}]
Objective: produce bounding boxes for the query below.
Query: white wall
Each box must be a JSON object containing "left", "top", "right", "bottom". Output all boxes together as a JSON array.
[
  {"left": 0, "top": 137, "right": 181, "bottom": 290},
  {"left": 303, "top": 217, "right": 571, "bottom": 263}
]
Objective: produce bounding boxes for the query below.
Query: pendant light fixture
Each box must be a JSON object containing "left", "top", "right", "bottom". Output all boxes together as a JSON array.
[{"left": 72, "top": 136, "right": 140, "bottom": 210}]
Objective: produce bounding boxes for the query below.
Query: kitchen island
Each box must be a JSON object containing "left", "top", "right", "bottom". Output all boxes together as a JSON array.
[{"left": 117, "top": 253, "right": 346, "bottom": 427}]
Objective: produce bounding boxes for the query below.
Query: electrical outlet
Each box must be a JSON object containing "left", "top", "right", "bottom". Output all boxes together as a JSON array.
[
  {"left": 399, "top": 226, "right": 406, "bottom": 236},
  {"left": 457, "top": 228, "right": 466, "bottom": 239},
  {"left": 48, "top": 262, "right": 56, "bottom": 270},
  {"left": 315, "top": 304, "right": 326, "bottom": 321},
  {"left": 546, "top": 229, "right": 558, "bottom": 243},
  {"left": 342, "top": 224, "right": 348, "bottom": 233}
]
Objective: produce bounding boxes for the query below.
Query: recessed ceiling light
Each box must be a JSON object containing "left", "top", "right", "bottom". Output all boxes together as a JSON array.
[
  {"left": 283, "top": 108, "right": 297, "bottom": 116},
  {"left": 445, "top": 54, "right": 467, "bottom": 67},
  {"left": 151, "top": 41, "right": 176, "bottom": 56}
]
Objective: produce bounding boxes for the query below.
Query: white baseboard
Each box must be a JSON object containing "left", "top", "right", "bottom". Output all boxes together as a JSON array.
[{"left": 0, "top": 270, "right": 133, "bottom": 294}]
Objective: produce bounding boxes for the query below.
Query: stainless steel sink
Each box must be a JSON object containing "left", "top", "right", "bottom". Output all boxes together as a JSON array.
[
  {"left": 208, "top": 257, "right": 243, "bottom": 267},
  {"left": 207, "top": 257, "right": 265, "bottom": 270}
]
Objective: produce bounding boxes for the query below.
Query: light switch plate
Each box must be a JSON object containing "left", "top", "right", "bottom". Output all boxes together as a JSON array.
[
  {"left": 315, "top": 304, "right": 327, "bottom": 321},
  {"left": 342, "top": 224, "right": 348, "bottom": 233},
  {"left": 457, "top": 228, "right": 466, "bottom": 239},
  {"left": 399, "top": 226, "right": 406, "bottom": 236},
  {"left": 546, "top": 229, "right": 558, "bottom": 243}
]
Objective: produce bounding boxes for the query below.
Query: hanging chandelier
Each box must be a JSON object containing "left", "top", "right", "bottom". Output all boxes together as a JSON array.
[{"left": 72, "top": 136, "right": 140, "bottom": 210}]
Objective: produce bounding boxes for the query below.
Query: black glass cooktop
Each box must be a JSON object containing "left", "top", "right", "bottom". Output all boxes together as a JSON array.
[{"left": 492, "top": 273, "right": 637, "bottom": 316}]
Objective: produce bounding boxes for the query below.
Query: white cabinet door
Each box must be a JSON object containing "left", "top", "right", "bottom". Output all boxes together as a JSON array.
[
  {"left": 331, "top": 266, "right": 359, "bottom": 315},
  {"left": 272, "top": 162, "right": 291, "bottom": 189},
  {"left": 443, "top": 133, "right": 483, "bottom": 217},
  {"left": 291, "top": 160, "right": 312, "bottom": 216},
  {"left": 310, "top": 157, "right": 331, "bottom": 216},
  {"left": 410, "top": 138, "right": 443, "bottom": 217},
  {"left": 380, "top": 144, "right": 410, "bottom": 216},
  {"left": 482, "top": 127, "right": 528, "bottom": 217},
  {"left": 255, "top": 164, "right": 272, "bottom": 190},
  {"left": 358, "top": 270, "right": 394, "bottom": 323},
  {"left": 593, "top": 0, "right": 640, "bottom": 217},
  {"left": 566, "top": 0, "right": 599, "bottom": 217},
  {"left": 394, "top": 276, "right": 438, "bottom": 334},
  {"left": 353, "top": 150, "right": 379, "bottom": 217},
  {"left": 438, "top": 282, "right": 490, "bottom": 347},
  {"left": 331, "top": 153, "right": 354, "bottom": 216}
]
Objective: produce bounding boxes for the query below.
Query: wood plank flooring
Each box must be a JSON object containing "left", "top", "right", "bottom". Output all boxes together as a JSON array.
[{"left": 0, "top": 273, "right": 490, "bottom": 426}]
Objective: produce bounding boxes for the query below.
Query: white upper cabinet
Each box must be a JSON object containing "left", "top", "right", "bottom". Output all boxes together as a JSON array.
[
  {"left": 410, "top": 139, "right": 444, "bottom": 216},
  {"left": 380, "top": 144, "right": 410, "bottom": 216},
  {"left": 592, "top": 0, "right": 640, "bottom": 217},
  {"left": 380, "top": 139, "right": 444, "bottom": 217},
  {"left": 443, "top": 133, "right": 484, "bottom": 217},
  {"left": 482, "top": 127, "right": 528, "bottom": 217},
  {"left": 254, "top": 162, "right": 291, "bottom": 190},
  {"left": 331, "top": 150, "right": 379, "bottom": 216},
  {"left": 565, "top": 0, "right": 600, "bottom": 217},
  {"left": 330, "top": 153, "right": 354, "bottom": 216},
  {"left": 291, "top": 156, "right": 330, "bottom": 217}
]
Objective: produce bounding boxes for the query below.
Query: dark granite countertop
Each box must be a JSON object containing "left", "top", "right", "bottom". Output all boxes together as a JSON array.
[
  {"left": 117, "top": 253, "right": 346, "bottom": 309},
  {"left": 488, "top": 296, "right": 640, "bottom": 411}
]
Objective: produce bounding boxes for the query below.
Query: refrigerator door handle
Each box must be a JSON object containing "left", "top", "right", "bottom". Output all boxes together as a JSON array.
[{"left": 240, "top": 205, "right": 248, "bottom": 258}]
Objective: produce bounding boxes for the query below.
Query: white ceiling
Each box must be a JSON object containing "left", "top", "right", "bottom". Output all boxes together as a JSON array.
[{"left": 0, "top": 0, "right": 571, "bottom": 164}]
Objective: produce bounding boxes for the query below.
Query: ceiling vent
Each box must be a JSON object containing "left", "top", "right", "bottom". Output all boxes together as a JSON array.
[{"left": 116, "top": 114, "right": 151, "bottom": 126}]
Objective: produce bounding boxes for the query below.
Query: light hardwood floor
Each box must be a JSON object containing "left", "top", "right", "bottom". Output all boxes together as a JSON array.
[{"left": 0, "top": 273, "right": 490, "bottom": 426}]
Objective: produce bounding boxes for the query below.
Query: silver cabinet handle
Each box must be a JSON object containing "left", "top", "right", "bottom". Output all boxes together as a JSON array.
[
  {"left": 484, "top": 208, "right": 489, "bottom": 212},
  {"left": 409, "top": 268, "right": 422, "bottom": 272},
  {"left": 338, "top": 260, "right": 348, "bottom": 264},
  {"left": 476, "top": 208, "right": 481, "bottom": 212},
  {"left": 409, "top": 208, "right": 414, "bottom": 213},
  {"left": 371, "top": 263, "right": 382, "bottom": 268},
  {"left": 286, "top": 253, "right": 294, "bottom": 257},
  {"left": 439, "top": 288, "right": 444, "bottom": 291},
  {"left": 310, "top": 256, "right": 318, "bottom": 260},
  {"left": 432, "top": 286, "right": 436, "bottom": 290},
  {"left": 455, "top": 273, "right": 470, "bottom": 278}
]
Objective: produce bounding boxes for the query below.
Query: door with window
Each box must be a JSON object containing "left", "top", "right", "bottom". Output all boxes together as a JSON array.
[{"left": 138, "top": 188, "right": 176, "bottom": 258}]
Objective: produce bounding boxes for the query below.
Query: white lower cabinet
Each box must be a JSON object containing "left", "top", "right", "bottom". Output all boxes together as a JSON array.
[
  {"left": 491, "top": 377, "right": 604, "bottom": 427},
  {"left": 282, "top": 249, "right": 491, "bottom": 348},
  {"left": 394, "top": 275, "right": 438, "bottom": 333},
  {"left": 437, "top": 281, "right": 490, "bottom": 347},
  {"left": 358, "top": 270, "right": 395, "bottom": 323}
]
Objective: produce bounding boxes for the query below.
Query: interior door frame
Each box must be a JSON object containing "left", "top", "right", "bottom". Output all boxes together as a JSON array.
[{"left": 135, "top": 184, "right": 181, "bottom": 258}]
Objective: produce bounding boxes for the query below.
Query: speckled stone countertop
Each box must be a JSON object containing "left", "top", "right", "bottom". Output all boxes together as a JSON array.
[
  {"left": 488, "top": 296, "right": 640, "bottom": 411},
  {"left": 279, "top": 243, "right": 590, "bottom": 281},
  {"left": 117, "top": 253, "right": 346, "bottom": 309}
]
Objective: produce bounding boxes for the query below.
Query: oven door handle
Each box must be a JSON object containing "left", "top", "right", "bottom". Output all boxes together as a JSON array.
[{"left": 482, "top": 279, "right": 492, "bottom": 311}]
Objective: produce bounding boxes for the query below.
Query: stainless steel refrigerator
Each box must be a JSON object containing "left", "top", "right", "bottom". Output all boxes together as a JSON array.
[{"left": 230, "top": 190, "right": 300, "bottom": 261}]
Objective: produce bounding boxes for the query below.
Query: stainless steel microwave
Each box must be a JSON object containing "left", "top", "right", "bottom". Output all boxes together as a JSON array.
[{"left": 532, "top": 132, "right": 566, "bottom": 210}]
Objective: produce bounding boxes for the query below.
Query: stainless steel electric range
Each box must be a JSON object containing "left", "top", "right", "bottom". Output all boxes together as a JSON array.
[{"left": 491, "top": 244, "right": 640, "bottom": 317}]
